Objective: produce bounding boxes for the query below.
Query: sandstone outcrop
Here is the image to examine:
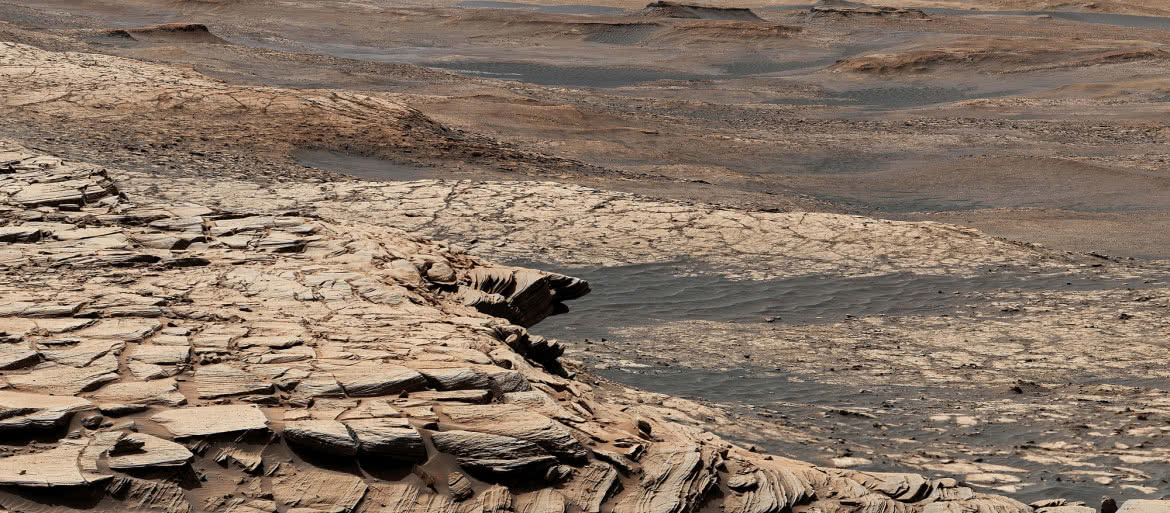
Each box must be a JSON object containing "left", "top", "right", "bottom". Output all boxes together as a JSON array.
[
  {"left": 127, "top": 173, "right": 1101, "bottom": 281},
  {"left": 636, "top": 2, "right": 768, "bottom": 22},
  {"left": 0, "top": 142, "right": 1074, "bottom": 511},
  {"left": 0, "top": 390, "right": 93, "bottom": 430},
  {"left": 0, "top": 41, "right": 596, "bottom": 183},
  {"left": 810, "top": 0, "right": 929, "bottom": 18},
  {"left": 460, "top": 267, "right": 590, "bottom": 327},
  {"left": 106, "top": 23, "right": 231, "bottom": 44}
]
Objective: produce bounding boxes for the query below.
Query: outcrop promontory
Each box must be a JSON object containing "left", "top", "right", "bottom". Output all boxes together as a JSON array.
[{"left": 0, "top": 142, "right": 1089, "bottom": 513}]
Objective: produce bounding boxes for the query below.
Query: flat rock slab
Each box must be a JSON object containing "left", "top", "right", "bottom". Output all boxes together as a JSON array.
[
  {"left": 431, "top": 430, "right": 558, "bottom": 476},
  {"left": 129, "top": 344, "right": 191, "bottom": 365},
  {"left": 0, "top": 443, "right": 90, "bottom": 487},
  {"left": 282, "top": 420, "right": 359, "bottom": 456},
  {"left": 195, "top": 363, "right": 273, "bottom": 399},
  {"left": 0, "top": 344, "right": 41, "bottom": 369},
  {"left": 345, "top": 418, "right": 425, "bottom": 461},
  {"left": 87, "top": 379, "right": 187, "bottom": 407},
  {"left": 108, "top": 433, "right": 194, "bottom": 469},
  {"left": 442, "top": 404, "right": 588, "bottom": 461},
  {"left": 7, "top": 358, "right": 121, "bottom": 394},
  {"left": 152, "top": 405, "right": 269, "bottom": 438},
  {"left": 330, "top": 365, "right": 427, "bottom": 397},
  {"left": 0, "top": 390, "right": 93, "bottom": 431}
]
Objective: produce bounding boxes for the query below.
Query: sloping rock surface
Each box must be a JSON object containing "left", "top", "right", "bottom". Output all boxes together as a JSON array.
[{"left": 0, "top": 142, "right": 1075, "bottom": 512}]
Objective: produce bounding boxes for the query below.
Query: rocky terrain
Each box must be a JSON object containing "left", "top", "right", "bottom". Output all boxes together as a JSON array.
[
  {"left": 1, "top": 0, "right": 1169, "bottom": 510},
  {"left": 0, "top": 142, "right": 1082, "bottom": 513}
]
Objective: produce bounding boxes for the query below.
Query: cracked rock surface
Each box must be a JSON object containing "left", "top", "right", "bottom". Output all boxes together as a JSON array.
[
  {"left": 0, "top": 142, "right": 1072, "bottom": 513},
  {"left": 129, "top": 170, "right": 1119, "bottom": 281}
]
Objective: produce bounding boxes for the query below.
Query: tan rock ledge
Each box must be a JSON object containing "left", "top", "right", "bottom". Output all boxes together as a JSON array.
[{"left": 0, "top": 141, "right": 1076, "bottom": 512}]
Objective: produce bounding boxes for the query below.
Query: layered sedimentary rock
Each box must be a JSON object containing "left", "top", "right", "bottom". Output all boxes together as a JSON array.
[
  {"left": 636, "top": 1, "right": 769, "bottom": 22},
  {"left": 127, "top": 172, "right": 1109, "bottom": 281},
  {"left": 0, "top": 143, "right": 1127, "bottom": 512},
  {"left": 810, "top": 0, "right": 929, "bottom": 18}
]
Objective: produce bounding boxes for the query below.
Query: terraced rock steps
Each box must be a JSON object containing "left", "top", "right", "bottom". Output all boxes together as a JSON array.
[{"left": 0, "top": 142, "right": 1115, "bottom": 513}]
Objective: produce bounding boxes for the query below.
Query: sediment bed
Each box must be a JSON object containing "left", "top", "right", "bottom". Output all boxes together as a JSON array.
[
  {"left": 0, "top": 141, "right": 1102, "bottom": 513},
  {"left": 3, "top": 0, "right": 1170, "bottom": 510}
]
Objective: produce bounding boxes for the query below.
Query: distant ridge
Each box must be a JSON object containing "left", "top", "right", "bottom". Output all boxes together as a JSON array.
[{"left": 634, "top": 1, "right": 768, "bottom": 21}]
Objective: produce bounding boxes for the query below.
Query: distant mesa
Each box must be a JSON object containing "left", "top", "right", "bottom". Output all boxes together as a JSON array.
[
  {"left": 811, "top": 0, "right": 929, "bottom": 18},
  {"left": 635, "top": 1, "right": 768, "bottom": 22},
  {"left": 105, "top": 23, "right": 230, "bottom": 44}
]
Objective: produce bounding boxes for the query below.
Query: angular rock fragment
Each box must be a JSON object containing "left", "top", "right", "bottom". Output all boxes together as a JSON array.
[
  {"left": 345, "top": 418, "right": 426, "bottom": 461},
  {"left": 107, "top": 433, "right": 194, "bottom": 469},
  {"left": 460, "top": 267, "right": 588, "bottom": 327},
  {"left": 0, "top": 443, "right": 92, "bottom": 487},
  {"left": 152, "top": 405, "right": 269, "bottom": 438},
  {"left": 282, "top": 420, "right": 359, "bottom": 456},
  {"left": 0, "top": 390, "right": 93, "bottom": 431},
  {"left": 215, "top": 445, "right": 265, "bottom": 474},
  {"left": 0, "top": 226, "right": 46, "bottom": 243},
  {"left": 0, "top": 343, "right": 40, "bottom": 369}
]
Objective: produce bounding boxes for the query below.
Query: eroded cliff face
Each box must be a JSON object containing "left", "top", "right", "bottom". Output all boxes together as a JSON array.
[{"left": 0, "top": 142, "right": 1071, "bottom": 513}]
